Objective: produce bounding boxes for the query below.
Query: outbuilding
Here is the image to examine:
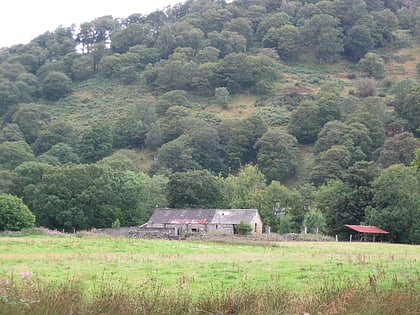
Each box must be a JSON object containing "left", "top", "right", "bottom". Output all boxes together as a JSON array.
[
  {"left": 335, "top": 224, "right": 389, "bottom": 242},
  {"left": 145, "top": 208, "right": 263, "bottom": 237}
]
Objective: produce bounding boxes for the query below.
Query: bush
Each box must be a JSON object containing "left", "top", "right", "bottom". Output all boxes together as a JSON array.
[
  {"left": 236, "top": 221, "right": 253, "bottom": 235},
  {"left": 0, "top": 194, "right": 35, "bottom": 231},
  {"left": 354, "top": 77, "right": 377, "bottom": 97},
  {"left": 41, "top": 71, "right": 72, "bottom": 101}
]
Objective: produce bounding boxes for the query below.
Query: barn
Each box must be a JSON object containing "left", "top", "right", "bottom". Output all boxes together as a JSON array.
[{"left": 145, "top": 208, "right": 263, "bottom": 237}]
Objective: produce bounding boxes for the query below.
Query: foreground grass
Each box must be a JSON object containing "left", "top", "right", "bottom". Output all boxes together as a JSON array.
[{"left": 0, "top": 235, "right": 418, "bottom": 314}]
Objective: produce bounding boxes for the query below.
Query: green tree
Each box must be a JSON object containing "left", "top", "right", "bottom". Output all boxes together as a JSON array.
[
  {"left": 110, "top": 23, "right": 152, "bottom": 54},
  {"left": 303, "top": 209, "right": 327, "bottom": 234},
  {"left": 217, "top": 53, "right": 253, "bottom": 93},
  {"left": 223, "top": 17, "right": 254, "bottom": 46},
  {"left": 240, "top": 115, "right": 268, "bottom": 164},
  {"left": 393, "top": 87, "right": 420, "bottom": 134},
  {"left": 287, "top": 101, "right": 321, "bottom": 144},
  {"left": 275, "top": 25, "right": 302, "bottom": 61},
  {"left": 79, "top": 125, "right": 112, "bottom": 163},
  {"left": 256, "top": 12, "right": 290, "bottom": 41},
  {"left": 167, "top": 170, "right": 224, "bottom": 208},
  {"left": 0, "top": 170, "right": 16, "bottom": 194},
  {"left": 343, "top": 122, "right": 374, "bottom": 162},
  {"left": 0, "top": 123, "right": 25, "bottom": 142},
  {"left": 41, "top": 71, "right": 72, "bottom": 101},
  {"left": 116, "top": 171, "right": 168, "bottom": 226},
  {"left": 112, "top": 98, "right": 157, "bottom": 149},
  {"left": 153, "top": 135, "right": 200, "bottom": 174},
  {"left": 223, "top": 164, "right": 266, "bottom": 209},
  {"left": 22, "top": 164, "right": 134, "bottom": 231},
  {"left": 217, "top": 119, "right": 247, "bottom": 171},
  {"left": 0, "top": 194, "right": 35, "bottom": 231},
  {"left": 344, "top": 24, "right": 374, "bottom": 61},
  {"left": 32, "top": 121, "right": 76, "bottom": 154},
  {"left": 302, "top": 14, "right": 344, "bottom": 63},
  {"left": 0, "top": 141, "right": 35, "bottom": 170},
  {"left": 316, "top": 92, "right": 343, "bottom": 126},
  {"left": 0, "top": 78, "right": 20, "bottom": 114},
  {"left": 359, "top": 52, "right": 385, "bottom": 79},
  {"left": 257, "top": 180, "right": 304, "bottom": 233},
  {"left": 205, "top": 31, "right": 247, "bottom": 58},
  {"left": 256, "top": 129, "right": 298, "bottom": 182},
  {"left": 346, "top": 110, "right": 385, "bottom": 150},
  {"left": 314, "top": 180, "right": 353, "bottom": 233},
  {"left": 13, "top": 161, "right": 53, "bottom": 197},
  {"left": 378, "top": 132, "right": 419, "bottom": 168},
  {"left": 200, "top": 7, "right": 232, "bottom": 33},
  {"left": 366, "top": 165, "right": 420, "bottom": 244},
  {"left": 310, "top": 145, "right": 351, "bottom": 186},
  {"left": 184, "top": 119, "right": 225, "bottom": 174},
  {"left": 71, "top": 55, "right": 95, "bottom": 81},
  {"left": 195, "top": 47, "right": 220, "bottom": 64},
  {"left": 11, "top": 104, "right": 51, "bottom": 144},
  {"left": 372, "top": 9, "right": 398, "bottom": 46},
  {"left": 42, "top": 143, "right": 79, "bottom": 165},
  {"left": 314, "top": 120, "right": 346, "bottom": 154}
]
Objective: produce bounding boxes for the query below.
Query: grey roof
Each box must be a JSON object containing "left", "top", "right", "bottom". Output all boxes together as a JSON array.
[
  {"left": 148, "top": 208, "right": 260, "bottom": 225},
  {"left": 212, "top": 209, "right": 259, "bottom": 224},
  {"left": 148, "top": 208, "right": 216, "bottom": 224}
]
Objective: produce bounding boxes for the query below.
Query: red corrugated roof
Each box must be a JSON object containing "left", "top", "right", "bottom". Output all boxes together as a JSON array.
[{"left": 345, "top": 225, "right": 389, "bottom": 234}]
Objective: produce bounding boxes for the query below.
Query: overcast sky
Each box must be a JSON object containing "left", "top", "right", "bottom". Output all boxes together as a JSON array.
[{"left": 0, "top": 0, "right": 183, "bottom": 48}]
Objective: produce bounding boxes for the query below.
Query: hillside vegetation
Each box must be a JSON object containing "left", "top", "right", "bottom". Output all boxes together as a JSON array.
[{"left": 0, "top": 0, "right": 419, "bottom": 243}]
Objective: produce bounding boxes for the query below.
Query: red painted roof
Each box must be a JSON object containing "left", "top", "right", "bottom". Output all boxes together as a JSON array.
[{"left": 345, "top": 225, "right": 389, "bottom": 234}]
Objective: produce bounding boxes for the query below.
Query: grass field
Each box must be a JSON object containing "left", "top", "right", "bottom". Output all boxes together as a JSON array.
[{"left": 0, "top": 235, "right": 418, "bottom": 314}]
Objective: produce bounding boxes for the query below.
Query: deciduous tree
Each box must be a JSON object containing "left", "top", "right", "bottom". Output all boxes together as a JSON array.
[
  {"left": 366, "top": 165, "right": 420, "bottom": 244},
  {"left": 256, "top": 129, "right": 298, "bottom": 182}
]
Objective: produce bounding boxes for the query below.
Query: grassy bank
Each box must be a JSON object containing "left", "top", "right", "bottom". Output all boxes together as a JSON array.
[{"left": 0, "top": 235, "right": 418, "bottom": 314}]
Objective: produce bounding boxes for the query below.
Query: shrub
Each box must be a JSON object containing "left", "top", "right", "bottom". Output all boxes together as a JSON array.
[
  {"left": 215, "top": 87, "right": 229, "bottom": 108},
  {"left": 236, "top": 221, "right": 253, "bottom": 235},
  {"left": 0, "top": 194, "right": 35, "bottom": 231},
  {"left": 354, "top": 77, "right": 377, "bottom": 97}
]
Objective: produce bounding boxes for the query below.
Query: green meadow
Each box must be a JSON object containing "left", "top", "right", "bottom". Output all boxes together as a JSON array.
[{"left": 0, "top": 235, "right": 419, "bottom": 314}]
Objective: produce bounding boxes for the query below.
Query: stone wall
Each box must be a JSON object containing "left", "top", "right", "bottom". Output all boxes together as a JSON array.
[
  {"left": 128, "top": 227, "right": 176, "bottom": 239},
  {"left": 99, "top": 226, "right": 138, "bottom": 237}
]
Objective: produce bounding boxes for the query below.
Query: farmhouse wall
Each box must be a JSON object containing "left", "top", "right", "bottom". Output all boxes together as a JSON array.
[
  {"left": 250, "top": 216, "right": 263, "bottom": 234},
  {"left": 207, "top": 224, "right": 234, "bottom": 234}
]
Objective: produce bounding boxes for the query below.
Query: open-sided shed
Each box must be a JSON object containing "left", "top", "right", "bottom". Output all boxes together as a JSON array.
[{"left": 336, "top": 224, "right": 389, "bottom": 242}]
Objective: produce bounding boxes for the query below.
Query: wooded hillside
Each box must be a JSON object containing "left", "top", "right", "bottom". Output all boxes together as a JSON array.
[{"left": 0, "top": 0, "right": 419, "bottom": 243}]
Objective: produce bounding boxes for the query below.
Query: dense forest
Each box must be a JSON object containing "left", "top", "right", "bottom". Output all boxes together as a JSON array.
[{"left": 0, "top": 0, "right": 419, "bottom": 243}]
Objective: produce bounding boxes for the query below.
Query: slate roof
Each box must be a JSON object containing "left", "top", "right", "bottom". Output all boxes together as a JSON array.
[
  {"left": 212, "top": 209, "right": 259, "bottom": 224},
  {"left": 148, "top": 208, "right": 259, "bottom": 225}
]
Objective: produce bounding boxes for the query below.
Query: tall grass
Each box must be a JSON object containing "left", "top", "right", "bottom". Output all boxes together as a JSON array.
[{"left": 0, "top": 271, "right": 418, "bottom": 315}]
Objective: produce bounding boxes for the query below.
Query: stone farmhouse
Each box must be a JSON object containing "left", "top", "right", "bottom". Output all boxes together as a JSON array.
[{"left": 138, "top": 208, "right": 263, "bottom": 238}]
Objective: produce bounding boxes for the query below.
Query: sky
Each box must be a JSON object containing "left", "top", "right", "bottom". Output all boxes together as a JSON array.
[{"left": 0, "top": 0, "right": 183, "bottom": 48}]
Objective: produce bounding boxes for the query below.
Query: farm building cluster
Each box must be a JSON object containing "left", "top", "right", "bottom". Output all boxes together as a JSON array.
[{"left": 100, "top": 208, "right": 389, "bottom": 242}]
